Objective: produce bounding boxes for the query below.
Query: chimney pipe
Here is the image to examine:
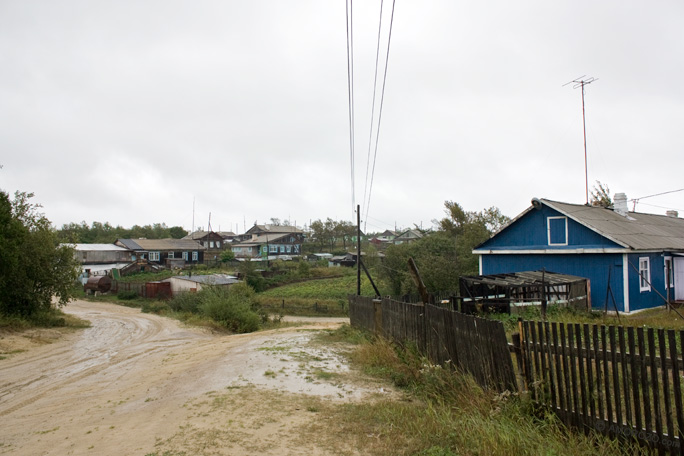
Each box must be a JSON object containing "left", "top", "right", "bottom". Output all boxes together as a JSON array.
[
  {"left": 666, "top": 210, "right": 679, "bottom": 218},
  {"left": 613, "top": 193, "right": 628, "bottom": 216}
]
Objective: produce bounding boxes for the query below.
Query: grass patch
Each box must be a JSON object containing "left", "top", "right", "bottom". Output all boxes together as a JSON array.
[{"left": 0, "top": 308, "right": 90, "bottom": 330}]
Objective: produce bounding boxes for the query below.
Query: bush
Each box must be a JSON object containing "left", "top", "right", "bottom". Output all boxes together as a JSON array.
[
  {"left": 117, "top": 290, "right": 139, "bottom": 300},
  {"left": 199, "top": 284, "right": 261, "bottom": 333},
  {"left": 168, "top": 291, "right": 203, "bottom": 313}
]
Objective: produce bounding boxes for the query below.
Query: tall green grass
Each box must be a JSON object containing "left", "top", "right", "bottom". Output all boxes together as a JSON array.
[{"left": 318, "top": 325, "right": 644, "bottom": 456}]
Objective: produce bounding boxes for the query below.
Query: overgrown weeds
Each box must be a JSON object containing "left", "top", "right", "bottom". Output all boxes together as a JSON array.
[{"left": 321, "top": 325, "right": 643, "bottom": 456}]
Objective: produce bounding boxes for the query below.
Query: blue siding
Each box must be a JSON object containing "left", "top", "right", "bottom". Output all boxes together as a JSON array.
[
  {"left": 482, "top": 253, "right": 625, "bottom": 312},
  {"left": 626, "top": 253, "right": 668, "bottom": 312},
  {"left": 480, "top": 206, "right": 622, "bottom": 251}
]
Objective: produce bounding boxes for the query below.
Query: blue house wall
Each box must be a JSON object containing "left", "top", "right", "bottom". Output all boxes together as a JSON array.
[
  {"left": 476, "top": 204, "right": 676, "bottom": 313},
  {"left": 625, "top": 252, "right": 669, "bottom": 312},
  {"left": 481, "top": 253, "right": 625, "bottom": 312},
  {"left": 482, "top": 206, "right": 622, "bottom": 251}
]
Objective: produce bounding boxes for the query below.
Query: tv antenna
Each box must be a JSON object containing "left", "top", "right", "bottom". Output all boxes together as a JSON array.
[{"left": 563, "top": 75, "right": 598, "bottom": 204}]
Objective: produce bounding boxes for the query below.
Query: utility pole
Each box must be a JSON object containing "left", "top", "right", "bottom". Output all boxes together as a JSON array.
[
  {"left": 564, "top": 75, "right": 598, "bottom": 204},
  {"left": 357, "top": 204, "right": 361, "bottom": 296}
]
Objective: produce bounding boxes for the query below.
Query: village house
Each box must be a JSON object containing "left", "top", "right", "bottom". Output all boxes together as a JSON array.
[
  {"left": 473, "top": 195, "right": 684, "bottom": 313},
  {"left": 115, "top": 238, "right": 206, "bottom": 266}
]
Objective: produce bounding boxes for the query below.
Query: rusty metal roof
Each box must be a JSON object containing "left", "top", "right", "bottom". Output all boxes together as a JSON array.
[{"left": 542, "top": 199, "right": 684, "bottom": 251}]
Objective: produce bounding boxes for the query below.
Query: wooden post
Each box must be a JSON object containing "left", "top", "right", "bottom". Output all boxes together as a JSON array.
[
  {"left": 357, "top": 204, "right": 361, "bottom": 296},
  {"left": 407, "top": 257, "right": 430, "bottom": 305}
]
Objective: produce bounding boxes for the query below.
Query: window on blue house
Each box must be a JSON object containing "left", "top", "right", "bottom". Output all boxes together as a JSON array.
[
  {"left": 639, "top": 257, "right": 651, "bottom": 292},
  {"left": 547, "top": 217, "right": 568, "bottom": 246},
  {"left": 664, "top": 257, "right": 674, "bottom": 288}
]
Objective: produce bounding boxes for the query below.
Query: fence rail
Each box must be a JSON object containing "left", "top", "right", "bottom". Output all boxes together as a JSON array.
[
  {"left": 348, "top": 296, "right": 516, "bottom": 393},
  {"left": 348, "top": 295, "right": 684, "bottom": 454}
]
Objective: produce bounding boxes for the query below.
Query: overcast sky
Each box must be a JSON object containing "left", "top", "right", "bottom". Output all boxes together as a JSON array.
[{"left": 1, "top": 1, "right": 682, "bottom": 234}]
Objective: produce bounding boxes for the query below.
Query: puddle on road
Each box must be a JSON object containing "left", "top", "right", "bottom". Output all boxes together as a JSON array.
[{"left": 211, "top": 331, "right": 383, "bottom": 401}]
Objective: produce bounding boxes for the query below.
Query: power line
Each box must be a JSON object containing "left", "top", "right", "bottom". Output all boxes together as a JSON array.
[
  {"left": 345, "top": 0, "right": 356, "bottom": 217},
  {"left": 631, "top": 188, "right": 684, "bottom": 201},
  {"left": 364, "top": 0, "right": 396, "bottom": 231},
  {"left": 361, "top": 0, "right": 385, "bottom": 223},
  {"left": 629, "top": 188, "right": 684, "bottom": 212}
]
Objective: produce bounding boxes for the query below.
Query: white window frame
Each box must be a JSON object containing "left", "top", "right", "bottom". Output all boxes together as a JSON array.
[
  {"left": 209, "top": 241, "right": 215, "bottom": 248},
  {"left": 192, "top": 251, "right": 198, "bottom": 261},
  {"left": 149, "top": 251, "right": 160, "bottom": 261},
  {"left": 639, "top": 257, "right": 651, "bottom": 292},
  {"left": 182, "top": 251, "right": 189, "bottom": 260},
  {"left": 168, "top": 252, "right": 174, "bottom": 259},
  {"left": 665, "top": 256, "right": 674, "bottom": 288},
  {"left": 547, "top": 216, "right": 568, "bottom": 246}
]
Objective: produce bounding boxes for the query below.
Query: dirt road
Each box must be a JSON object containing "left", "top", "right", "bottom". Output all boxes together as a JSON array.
[{"left": 0, "top": 300, "right": 382, "bottom": 455}]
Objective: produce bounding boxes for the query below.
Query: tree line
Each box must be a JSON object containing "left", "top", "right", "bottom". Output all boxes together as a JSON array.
[{"left": 56, "top": 221, "right": 188, "bottom": 244}]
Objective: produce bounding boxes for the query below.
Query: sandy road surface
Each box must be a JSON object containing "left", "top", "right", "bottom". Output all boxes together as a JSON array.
[{"left": 0, "top": 300, "right": 379, "bottom": 455}]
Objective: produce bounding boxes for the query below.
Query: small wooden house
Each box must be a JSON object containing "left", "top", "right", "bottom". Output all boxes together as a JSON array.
[{"left": 473, "top": 196, "right": 684, "bottom": 313}]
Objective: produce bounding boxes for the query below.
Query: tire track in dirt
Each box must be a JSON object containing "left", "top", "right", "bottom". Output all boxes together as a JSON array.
[{"left": 0, "top": 300, "right": 209, "bottom": 416}]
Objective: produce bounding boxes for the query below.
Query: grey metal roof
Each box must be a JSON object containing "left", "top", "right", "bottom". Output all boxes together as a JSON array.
[
  {"left": 117, "top": 238, "right": 206, "bottom": 251},
  {"left": 169, "top": 274, "right": 239, "bottom": 285},
  {"left": 542, "top": 199, "right": 684, "bottom": 251},
  {"left": 231, "top": 233, "right": 292, "bottom": 247},
  {"left": 116, "top": 239, "right": 142, "bottom": 250},
  {"left": 66, "top": 243, "right": 130, "bottom": 252}
]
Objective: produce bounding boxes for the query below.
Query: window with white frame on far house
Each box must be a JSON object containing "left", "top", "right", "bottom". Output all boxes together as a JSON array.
[
  {"left": 182, "top": 251, "right": 188, "bottom": 260},
  {"left": 168, "top": 252, "right": 174, "bottom": 259},
  {"left": 639, "top": 257, "right": 651, "bottom": 292},
  {"left": 150, "top": 252, "right": 160, "bottom": 261},
  {"left": 192, "top": 251, "right": 198, "bottom": 261}
]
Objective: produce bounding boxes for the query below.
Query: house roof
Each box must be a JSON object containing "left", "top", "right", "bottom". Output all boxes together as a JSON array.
[
  {"left": 480, "top": 199, "right": 684, "bottom": 252},
  {"left": 541, "top": 199, "right": 684, "bottom": 250},
  {"left": 394, "top": 229, "right": 424, "bottom": 240},
  {"left": 232, "top": 233, "right": 295, "bottom": 247},
  {"left": 117, "top": 238, "right": 206, "bottom": 251},
  {"left": 183, "top": 230, "right": 236, "bottom": 240},
  {"left": 67, "top": 243, "right": 130, "bottom": 252},
  {"left": 246, "top": 224, "right": 303, "bottom": 235},
  {"left": 166, "top": 274, "right": 239, "bottom": 286}
]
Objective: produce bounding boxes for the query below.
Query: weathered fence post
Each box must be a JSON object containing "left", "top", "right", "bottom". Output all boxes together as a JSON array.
[{"left": 372, "top": 298, "right": 383, "bottom": 336}]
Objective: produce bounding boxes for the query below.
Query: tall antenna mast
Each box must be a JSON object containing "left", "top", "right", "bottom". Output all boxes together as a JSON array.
[{"left": 564, "top": 75, "right": 598, "bottom": 204}]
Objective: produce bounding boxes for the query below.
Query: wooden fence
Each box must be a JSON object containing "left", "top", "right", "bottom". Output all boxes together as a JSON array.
[
  {"left": 111, "top": 281, "right": 148, "bottom": 297},
  {"left": 519, "top": 320, "right": 683, "bottom": 453},
  {"left": 349, "top": 295, "right": 684, "bottom": 453},
  {"left": 348, "top": 296, "right": 517, "bottom": 393}
]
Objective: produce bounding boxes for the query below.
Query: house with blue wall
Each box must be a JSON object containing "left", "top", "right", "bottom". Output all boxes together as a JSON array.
[{"left": 473, "top": 195, "right": 684, "bottom": 313}]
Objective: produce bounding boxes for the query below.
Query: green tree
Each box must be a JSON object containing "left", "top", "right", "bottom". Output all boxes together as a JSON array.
[
  {"left": 590, "top": 181, "right": 612, "bottom": 207},
  {"left": 220, "top": 250, "right": 235, "bottom": 263},
  {"left": 379, "top": 202, "right": 509, "bottom": 296},
  {"left": 0, "top": 191, "right": 80, "bottom": 317}
]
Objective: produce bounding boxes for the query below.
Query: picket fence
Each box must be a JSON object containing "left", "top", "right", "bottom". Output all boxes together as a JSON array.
[{"left": 349, "top": 295, "right": 684, "bottom": 453}]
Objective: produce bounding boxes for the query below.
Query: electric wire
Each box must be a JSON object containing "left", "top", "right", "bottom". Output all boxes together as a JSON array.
[
  {"left": 345, "top": 0, "right": 356, "bottom": 216},
  {"left": 361, "top": 0, "right": 385, "bottom": 225},
  {"left": 364, "top": 0, "right": 396, "bottom": 231}
]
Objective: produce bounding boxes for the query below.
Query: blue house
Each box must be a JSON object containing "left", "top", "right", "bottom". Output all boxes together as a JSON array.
[{"left": 473, "top": 195, "right": 684, "bottom": 313}]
